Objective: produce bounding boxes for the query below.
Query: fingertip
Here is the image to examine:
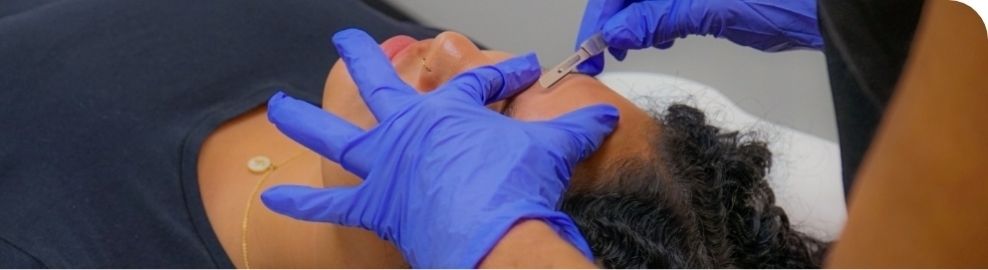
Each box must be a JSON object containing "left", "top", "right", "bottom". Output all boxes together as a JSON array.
[
  {"left": 331, "top": 29, "right": 382, "bottom": 62},
  {"left": 593, "top": 104, "right": 620, "bottom": 129},
  {"left": 267, "top": 91, "right": 289, "bottom": 106},
  {"left": 266, "top": 91, "right": 296, "bottom": 119},
  {"left": 579, "top": 105, "right": 620, "bottom": 155},
  {"left": 455, "top": 52, "right": 543, "bottom": 104},
  {"left": 504, "top": 52, "right": 542, "bottom": 77},
  {"left": 576, "top": 55, "right": 604, "bottom": 75},
  {"left": 259, "top": 185, "right": 300, "bottom": 214},
  {"left": 260, "top": 185, "right": 282, "bottom": 204},
  {"left": 520, "top": 52, "right": 540, "bottom": 66},
  {"left": 544, "top": 104, "right": 621, "bottom": 160},
  {"left": 329, "top": 29, "right": 405, "bottom": 111},
  {"left": 548, "top": 104, "right": 620, "bottom": 132},
  {"left": 608, "top": 47, "right": 628, "bottom": 61},
  {"left": 331, "top": 28, "right": 369, "bottom": 45},
  {"left": 260, "top": 185, "right": 330, "bottom": 217},
  {"left": 654, "top": 41, "right": 675, "bottom": 50},
  {"left": 266, "top": 92, "right": 304, "bottom": 121},
  {"left": 574, "top": 104, "right": 620, "bottom": 132},
  {"left": 517, "top": 52, "right": 543, "bottom": 78},
  {"left": 261, "top": 185, "right": 359, "bottom": 225},
  {"left": 263, "top": 94, "right": 362, "bottom": 164}
]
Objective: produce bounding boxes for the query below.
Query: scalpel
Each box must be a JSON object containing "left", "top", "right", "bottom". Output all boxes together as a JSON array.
[{"left": 538, "top": 32, "right": 609, "bottom": 89}]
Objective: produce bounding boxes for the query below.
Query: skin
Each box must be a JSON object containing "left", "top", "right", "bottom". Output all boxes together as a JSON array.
[
  {"left": 502, "top": 2, "right": 988, "bottom": 266},
  {"left": 322, "top": 31, "right": 658, "bottom": 192},
  {"left": 198, "top": 31, "right": 657, "bottom": 268},
  {"left": 826, "top": 0, "right": 988, "bottom": 267},
  {"left": 199, "top": 1, "right": 988, "bottom": 266}
]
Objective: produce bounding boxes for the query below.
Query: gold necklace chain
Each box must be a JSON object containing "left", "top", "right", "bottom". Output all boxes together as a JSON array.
[{"left": 241, "top": 151, "right": 307, "bottom": 269}]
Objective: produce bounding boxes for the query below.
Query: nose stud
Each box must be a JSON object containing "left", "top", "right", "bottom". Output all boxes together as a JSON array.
[{"left": 421, "top": 57, "right": 432, "bottom": 72}]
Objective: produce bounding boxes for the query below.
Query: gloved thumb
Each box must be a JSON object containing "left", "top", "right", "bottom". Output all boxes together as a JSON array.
[
  {"left": 540, "top": 104, "right": 619, "bottom": 162},
  {"left": 575, "top": 46, "right": 630, "bottom": 75},
  {"left": 575, "top": 0, "right": 627, "bottom": 75},
  {"left": 261, "top": 184, "right": 362, "bottom": 227}
]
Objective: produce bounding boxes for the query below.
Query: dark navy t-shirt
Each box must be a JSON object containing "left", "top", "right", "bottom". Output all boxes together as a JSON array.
[
  {"left": 0, "top": 0, "right": 439, "bottom": 267},
  {"left": 818, "top": 0, "right": 926, "bottom": 196}
]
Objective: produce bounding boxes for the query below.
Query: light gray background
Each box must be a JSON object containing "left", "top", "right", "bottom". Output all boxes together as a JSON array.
[{"left": 384, "top": 0, "right": 838, "bottom": 142}]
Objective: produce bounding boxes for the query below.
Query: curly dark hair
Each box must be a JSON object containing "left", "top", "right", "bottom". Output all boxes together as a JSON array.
[{"left": 561, "top": 104, "right": 830, "bottom": 268}]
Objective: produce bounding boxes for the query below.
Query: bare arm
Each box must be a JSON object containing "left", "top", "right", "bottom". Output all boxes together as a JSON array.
[
  {"left": 826, "top": 0, "right": 988, "bottom": 267},
  {"left": 478, "top": 220, "right": 597, "bottom": 268}
]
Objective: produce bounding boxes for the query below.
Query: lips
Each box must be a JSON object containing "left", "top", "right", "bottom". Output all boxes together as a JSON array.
[{"left": 379, "top": 35, "right": 417, "bottom": 60}]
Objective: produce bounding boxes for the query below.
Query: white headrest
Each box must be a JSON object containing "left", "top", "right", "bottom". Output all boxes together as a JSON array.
[{"left": 598, "top": 72, "right": 846, "bottom": 241}]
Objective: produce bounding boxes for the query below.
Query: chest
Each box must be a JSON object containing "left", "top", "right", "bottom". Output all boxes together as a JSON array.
[{"left": 197, "top": 106, "right": 347, "bottom": 268}]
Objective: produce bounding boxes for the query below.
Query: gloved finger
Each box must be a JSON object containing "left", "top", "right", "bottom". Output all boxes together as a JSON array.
[
  {"left": 602, "top": 1, "right": 676, "bottom": 50},
  {"left": 539, "top": 104, "right": 619, "bottom": 162},
  {"left": 608, "top": 47, "right": 628, "bottom": 62},
  {"left": 267, "top": 92, "right": 364, "bottom": 163},
  {"left": 443, "top": 53, "right": 540, "bottom": 105},
  {"left": 575, "top": 0, "right": 628, "bottom": 75},
  {"left": 576, "top": 0, "right": 628, "bottom": 52},
  {"left": 576, "top": 54, "right": 605, "bottom": 76},
  {"left": 541, "top": 212, "right": 595, "bottom": 260},
  {"left": 333, "top": 29, "right": 415, "bottom": 120},
  {"left": 261, "top": 184, "right": 365, "bottom": 229},
  {"left": 653, "top": 40, "right": 675, "bottom": 50}
]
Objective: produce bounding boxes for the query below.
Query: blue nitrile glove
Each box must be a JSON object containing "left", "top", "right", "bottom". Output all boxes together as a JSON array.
[
  {"left": 260, "top": 29, "right": 619, "bottom": 268},
  {"left": 576, "top": 0, "right": 823, "bottom": 75}
]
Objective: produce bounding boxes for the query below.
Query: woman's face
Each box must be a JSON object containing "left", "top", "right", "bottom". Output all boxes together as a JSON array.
[{"left": 321, "top": 31, "right": 658, "bottom": 191}]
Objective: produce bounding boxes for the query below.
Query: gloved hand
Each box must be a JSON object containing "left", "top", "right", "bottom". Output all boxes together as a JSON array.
[
  {"left": 576, "top": 0, "right": 823, "bottom": 75},
  {"left": 260, "top": 29, "right": 619, "bottom": 268}
]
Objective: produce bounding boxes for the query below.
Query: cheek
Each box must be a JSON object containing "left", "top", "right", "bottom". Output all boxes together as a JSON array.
[
  {"left": 323, "top": 59, "right": 377, "bottom": 129},
  {"left": 320, "top": 49, "right": 521, "bottom": 128},
  {"left": 321, "top": 58, "right": 507, "bottom": 127},
  {"left": 393, "top": 54, "right": 433, "bottom": 92}
]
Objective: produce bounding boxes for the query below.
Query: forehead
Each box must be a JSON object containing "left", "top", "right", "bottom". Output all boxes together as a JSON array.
[{"left": 508, "top": 74, "right": 661, "bottom": 191}]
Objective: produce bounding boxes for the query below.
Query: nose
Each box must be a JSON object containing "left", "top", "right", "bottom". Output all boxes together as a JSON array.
[{"left": 418, "top": 31, "right": 491, "bottom": 90}]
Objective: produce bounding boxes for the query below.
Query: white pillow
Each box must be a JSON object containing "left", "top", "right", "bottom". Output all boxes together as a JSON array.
[{"left": 598, "top": 72, "right": 846, "bottom": 241}]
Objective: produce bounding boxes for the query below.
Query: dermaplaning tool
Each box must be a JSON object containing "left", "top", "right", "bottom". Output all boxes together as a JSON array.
[{"left": 538, "top": 32, "right": 609, "bottom": 89}]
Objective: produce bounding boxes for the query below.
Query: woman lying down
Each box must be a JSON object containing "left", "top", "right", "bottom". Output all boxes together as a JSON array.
[{"left": 0, "top": 0, "right": 825, "bottom": 268}]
